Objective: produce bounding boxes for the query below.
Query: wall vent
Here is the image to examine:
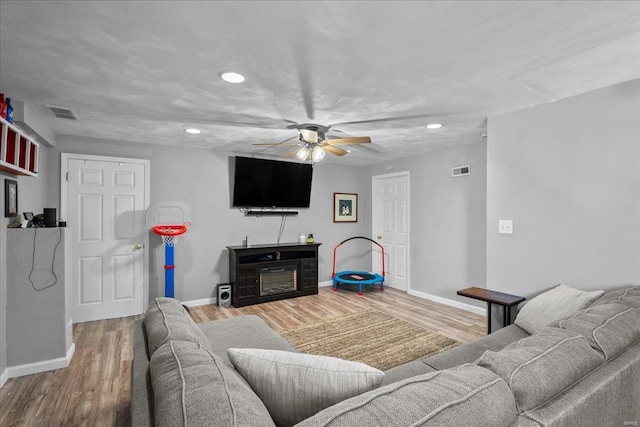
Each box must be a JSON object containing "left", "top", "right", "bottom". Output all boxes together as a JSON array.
[
  {"left": 451, "top": 165, "right": 470, "bottom": 177},
  {"left": 46, "top": 105, "right": 78, "bottom": 120}
]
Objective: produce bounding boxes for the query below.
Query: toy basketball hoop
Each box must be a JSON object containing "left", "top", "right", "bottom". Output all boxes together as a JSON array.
[{"left": 146, "top": 202, "right": 192, "bottom": 298}]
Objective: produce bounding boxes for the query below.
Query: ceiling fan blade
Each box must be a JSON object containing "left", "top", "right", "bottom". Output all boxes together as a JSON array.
[
  {"left": 253, "top": 135, "right": 299, "bottom": 146},
  {"left": 292, "top": 39, "right": 315, "bottom": 120},
  {"left": 326, "top": 136, "right": 371, "bottom": 145},
  {"left": 282, "top": 148, "right": 301, "bottom": 159},
  {"left": 253, "top": 143, "right": 299, "bottom": 146},
  {"left": 333, "top": 112, "right": 455, "bottom": 127},
  {"left": 323, "top": 145, "right": 349, "bottom": 157}
]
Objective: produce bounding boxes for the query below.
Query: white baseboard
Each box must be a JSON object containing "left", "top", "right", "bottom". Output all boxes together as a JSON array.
[
  {"left": 318, "top": 280, "right": 333, "bottom": 288},
  {"left": 182, "top": 297, "right": 217, "bottom": 307},
  {"left": 7, "top": 343, "right": 75, "bottom": 380},
  {"left": 408, "top": 289, "right": 486, "bottom": 316},
  {"left": 0, "top": 367, "right": 8, "bottom": 389}
]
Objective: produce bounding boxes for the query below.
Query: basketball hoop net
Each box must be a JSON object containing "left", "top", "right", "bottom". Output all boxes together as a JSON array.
[{"left": 152, "top": 223, "right": 190, "bottom": 247}]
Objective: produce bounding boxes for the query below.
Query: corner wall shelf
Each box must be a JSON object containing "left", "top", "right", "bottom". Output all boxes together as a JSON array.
[{"left": 0, "top": 116, "right": 39, "bottom": 177}]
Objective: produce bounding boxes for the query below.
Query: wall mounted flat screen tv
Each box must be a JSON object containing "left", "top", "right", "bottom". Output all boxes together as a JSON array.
[{"left": 232, "top": 156, "right": 313, "bottom": 208}]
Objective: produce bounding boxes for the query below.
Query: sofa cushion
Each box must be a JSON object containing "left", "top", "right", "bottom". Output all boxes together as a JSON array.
[
  {"left": 476, "top": 327, "right": 603, "bottom": 413},
  {"left": 295, "top": 364, "right": 517, "bottom": 427},
  {"left": 380, "top": 360, "right": 436, "bottom": 386},
  {"left": 150, "top": 341, "right": 275, "bottom": 427},
  {"left": 422, "top": 324, "right": 530, "bottom": 371},
  {"left": 514, "top": 284, "right": 604, "bottom": 334},
  {"left": 144, "top": 297, "right": 211, "bottom": 356},
  {"left": 199, "top": 315, "right": 298, "bottom": 363},
  {"left": 227, "top": 348, "right": 384, "bottom": 427},
  {"left": 590, "top": 286, "right": 640, "bottom": 310},
  {"left": 558, "top": 302, "right": 640, "bottom": 361}
]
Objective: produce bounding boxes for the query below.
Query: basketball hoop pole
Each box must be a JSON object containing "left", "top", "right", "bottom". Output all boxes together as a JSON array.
[
  {"left": 151, "top": 224, "right": 188, "bottom": 298},
  {"left": 164, "top": 243, "right": 176, "bottom": 298}
]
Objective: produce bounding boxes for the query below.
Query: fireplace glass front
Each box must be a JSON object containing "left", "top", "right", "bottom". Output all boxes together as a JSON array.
[{"left": 259, "top": 265, "right": 298, "bottom": 296}]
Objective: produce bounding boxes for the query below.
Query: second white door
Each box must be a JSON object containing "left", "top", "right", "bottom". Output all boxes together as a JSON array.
[{"left": 372, "top": 172, "right": 410, "bottom": 291}]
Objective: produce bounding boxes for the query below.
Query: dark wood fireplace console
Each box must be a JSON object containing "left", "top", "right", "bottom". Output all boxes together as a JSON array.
[{"left": 227, "top": 242, "right": 321, "bottom": 307}]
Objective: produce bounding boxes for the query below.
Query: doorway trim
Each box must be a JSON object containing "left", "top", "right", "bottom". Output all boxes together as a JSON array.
[
  {"left": 60, "top": 153, "right": 151, "bottom": 317},
  {"left": 371, "top": 171, "right": 411, "bottom": 292}
]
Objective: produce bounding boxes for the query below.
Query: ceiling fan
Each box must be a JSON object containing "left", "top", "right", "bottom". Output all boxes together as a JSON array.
[{"left": 253, "top": 123, "right": 371, "bottom": 162}]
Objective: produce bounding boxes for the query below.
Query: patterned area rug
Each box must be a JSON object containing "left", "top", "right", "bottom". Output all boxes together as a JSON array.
[{"left": 281, "top": 310, "right": 460, "bottom": 371}]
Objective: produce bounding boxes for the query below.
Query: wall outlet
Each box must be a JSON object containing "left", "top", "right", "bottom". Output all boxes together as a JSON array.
[{"left": 498, "top": 220, "right": 513, "bottom": 234}]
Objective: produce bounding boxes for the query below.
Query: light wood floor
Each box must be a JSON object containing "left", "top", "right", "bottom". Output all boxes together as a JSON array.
[{"left": 0, "top": 287, "right": 485, "bottom": 427}]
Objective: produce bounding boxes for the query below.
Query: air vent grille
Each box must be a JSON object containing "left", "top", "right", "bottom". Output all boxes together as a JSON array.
[
  {"left": 46, "top": 105, "right": 78, "bottom": 120},
  {"left": 452, "top": 165, "right": 470, "bottom": 177}
]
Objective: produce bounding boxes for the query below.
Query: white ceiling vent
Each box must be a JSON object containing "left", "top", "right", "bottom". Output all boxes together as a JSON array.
[
  {"left": 46, "top": 105, "right": 78, "bottom": 120},
  {"left": 452, "top": 165, "right": 470, "bottom": 177}
]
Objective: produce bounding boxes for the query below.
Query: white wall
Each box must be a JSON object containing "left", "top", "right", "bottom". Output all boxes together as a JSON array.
[
  {"left": 0, "top": 145, "right": 51, "bottom": 385},
  {"left": 365, "top": 142, "right": 487, "bottom": 309},
  {"left": 487, "top": 78, "right": 640, "bottom": 299},
  {"left": 53, "top": 138, "right": 369, "bottom": 303}
]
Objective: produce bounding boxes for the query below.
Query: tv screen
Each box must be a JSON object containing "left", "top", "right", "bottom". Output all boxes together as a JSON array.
[{"left": 232, "top": 156, "right": 313, "bottom": 208}]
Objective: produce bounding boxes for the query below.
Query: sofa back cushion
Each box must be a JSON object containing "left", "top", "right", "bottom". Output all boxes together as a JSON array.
[
  {"left": 150, "top": 341, "right": 275, "bottom": 427},
  {"left": 476, "top": 327, "right": 602, "bottom": 413},
  {"left": 228, "top": 348, "right": 384, "bottom": 427},
  {"left": 590, "top": 286, "right": 640, "bottom": 310},
  {"left": 295, "top": 364, "right": 517, "bottom": 427},
  {"left": 514, "top": 284, "right": 604, "bottom": 334},
  {"left": 558, "top": 302, "right": 640, "bottom": 361},
  {"left": 144, "top": 297, "right": 211, "bottom": 356}
]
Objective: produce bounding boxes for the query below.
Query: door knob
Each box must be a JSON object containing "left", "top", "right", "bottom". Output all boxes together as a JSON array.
[
  {"left": 377, "top": 235, "right": 382, "bottom": 240},
  {"left": 134, "top": 244, "right": 144, "bottom": 250}
]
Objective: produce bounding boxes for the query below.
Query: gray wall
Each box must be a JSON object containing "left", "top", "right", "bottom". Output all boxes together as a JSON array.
[
  {"left": 364, "top": 142, "right": 488, "bottom": 309},
  {"left": 1, "top": 145, "right": 50, "bottom": 383},
  {"left": 487, "top": 78, "right": 640, "bottom": 299},
  {"left": 52, "top": 138, "right": 369, "bottom": 302}
]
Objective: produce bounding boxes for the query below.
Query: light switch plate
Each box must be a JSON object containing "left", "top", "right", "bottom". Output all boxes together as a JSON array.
[{"left": 499, "top": 220, "right": 513, "bottom": 234}]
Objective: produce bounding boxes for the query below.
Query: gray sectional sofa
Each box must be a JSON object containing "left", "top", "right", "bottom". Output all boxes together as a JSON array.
[{"left": 131, "top": 286, "right": 640, "bottom": 426}]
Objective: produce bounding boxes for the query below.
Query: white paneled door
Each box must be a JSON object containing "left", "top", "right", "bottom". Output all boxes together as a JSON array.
[
  {"left": 62, "top": 154, "right": 149, "bottom": 323},
  {"left": 372, "top": 172, "right": 410, "bottom": 291}
]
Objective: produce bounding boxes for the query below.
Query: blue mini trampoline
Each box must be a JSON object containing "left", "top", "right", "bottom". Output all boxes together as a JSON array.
[{"left": 332, "top": 237, "right": 385, "bottom": 296}]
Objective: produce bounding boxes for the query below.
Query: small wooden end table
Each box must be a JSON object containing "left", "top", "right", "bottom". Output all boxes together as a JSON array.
[{"left": 457, "top": 287, "right": 525, "bottom": 333}]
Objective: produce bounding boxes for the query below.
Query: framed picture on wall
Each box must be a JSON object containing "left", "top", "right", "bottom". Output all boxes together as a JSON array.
[
  {"left": 334, "top": 193, "right": 357, "bottom": 223},
  {"left": 4, "top": 179, "right": 18, "bottom": 217}
]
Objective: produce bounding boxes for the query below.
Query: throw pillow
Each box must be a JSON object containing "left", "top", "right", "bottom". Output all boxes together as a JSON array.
[
  {"left": 514, "top": 284, "right": 604, "bottom": 334},
  {"left": 227, "top": 348, "right": 384, "bottom": 427}
]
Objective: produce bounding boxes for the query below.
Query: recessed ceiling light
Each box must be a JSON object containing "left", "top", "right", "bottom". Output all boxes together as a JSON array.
[
  {"left": 184, "top": 128, "right": 201, "bottom": 134},
  {"left": 426, "top": 123, "right": 443, "bottom": 129},
  {"left": 219, "top": 71, "right": 246, "bottom": 83}
]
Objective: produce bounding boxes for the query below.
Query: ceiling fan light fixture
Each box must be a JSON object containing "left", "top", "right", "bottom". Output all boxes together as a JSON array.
[
  {"left": 219, "top": 71, "right": 246, "bottom": 83},
  {"left": 296, "top": 147, "right": 310, "bottom": 161},
  {"left": 311, "top": 145, "right": 325, "bottom": 162},
  {"left": 426, "top": 123, "right": 443, "bottom": 129},
  {"left": 184, "top": 128, "right": 201, "bottom": 134}
]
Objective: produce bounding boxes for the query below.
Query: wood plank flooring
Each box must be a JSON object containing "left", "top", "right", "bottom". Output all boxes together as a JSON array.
[{"left": 0, "top": 287, "right": 485, "bottom": 426}]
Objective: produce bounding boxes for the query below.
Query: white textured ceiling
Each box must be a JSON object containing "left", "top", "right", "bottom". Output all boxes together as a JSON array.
[{"left": 1, "top": 1, "right": 639, "bottom": 166}]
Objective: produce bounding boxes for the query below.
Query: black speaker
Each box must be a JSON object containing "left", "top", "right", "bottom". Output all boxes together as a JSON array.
[
  {"left": 217, "top": 284, "right": 231, "bottom": 307},
  {"left": 44, "top": 208, "right": 57, "bottom": 228}
]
